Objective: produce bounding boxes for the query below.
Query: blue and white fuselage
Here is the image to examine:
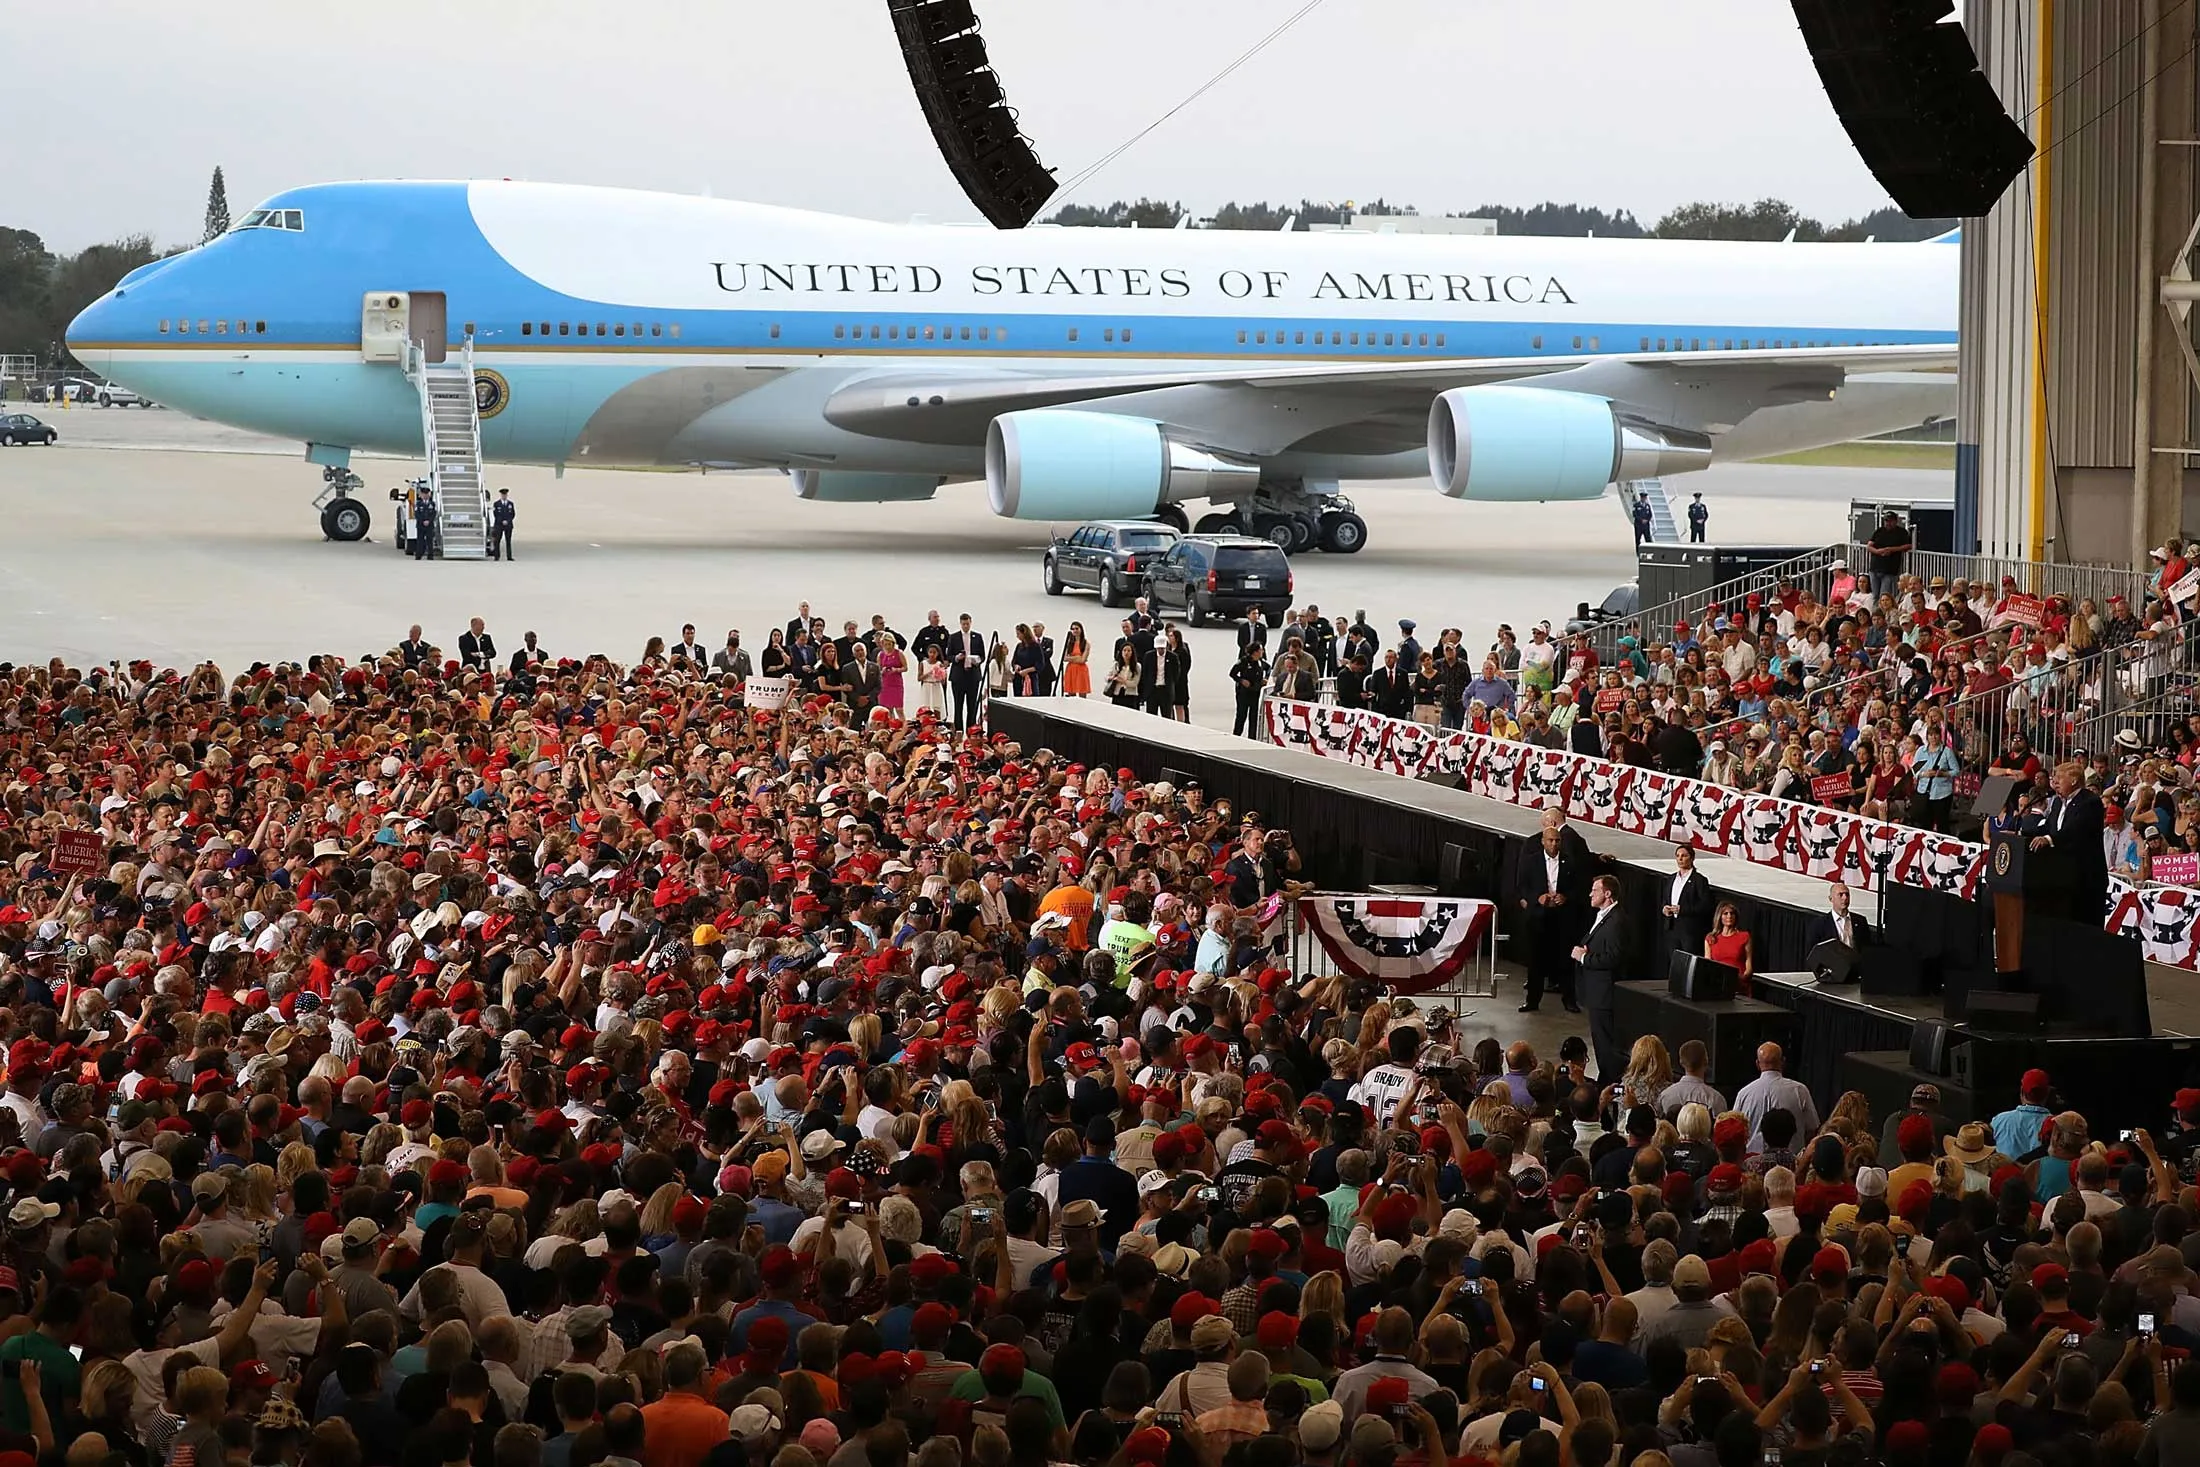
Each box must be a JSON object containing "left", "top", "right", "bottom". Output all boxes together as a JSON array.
[{"left": 67, "top": 180, "right": 1958, "bottom": 529}]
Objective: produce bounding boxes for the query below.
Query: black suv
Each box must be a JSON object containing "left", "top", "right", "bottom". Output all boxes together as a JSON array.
[
  {"left": 1142, "top": 535, "right": 1294, "bottom": 625},
  {"left": 1042, "top": 520, "right": 1180, "bottom": 607}
]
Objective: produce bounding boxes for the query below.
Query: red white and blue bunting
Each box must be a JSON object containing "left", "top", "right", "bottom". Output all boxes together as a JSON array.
[
  {"left": 1296, "top": 893, "right": 1496, "bottom": 994},
  {"left": 1263, "top": 697, "right": 2200, "bottom": 971}
]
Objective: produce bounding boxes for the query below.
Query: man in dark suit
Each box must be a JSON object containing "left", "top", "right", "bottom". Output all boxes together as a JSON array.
[
  {"left": 947, "top": 614, "right": 987, "bottom": 729},
  {"left": 1236, "top": 607, "right": 1269, "bottom": 652},
  {"left": 1366, "top": 649, "right": 1410, "bottom": 720},
  {"left": 1508, "top": 821, "right": 1585, "bottom": 1013},
  {"left": 1573, "top": 874, "right": 1628, "bottom": 1083},
  {"left": 2027, "top": 761, "right": 2109, "bottom": 920},
  {"left": 1804, "top": 881, "right": 1874, "bottom": 951},
  {"left": 1659, "top": 844, "right": 1715, "bottom": 958},
  {"left": 397, "top": 625, "right": 431, "bottom": 668},
  {"left": 785, "top": 602, "right": 814, "bottom": 644},
  {"left": 457, "top": 617, "right": 496, "bottom": 672}
]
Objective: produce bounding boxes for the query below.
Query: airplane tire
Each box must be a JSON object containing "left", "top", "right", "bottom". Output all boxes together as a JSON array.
[
  {"left": 323, "top": 498, "right": 371, "bottom": 542},
  {"left": 1193, "top": 513, "right": 1237, "bottom": 535},
  {"left": 1320, "top": 511, "right": 1369, "bottom": 554}
]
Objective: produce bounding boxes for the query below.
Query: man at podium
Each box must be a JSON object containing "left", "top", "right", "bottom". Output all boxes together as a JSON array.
[{"left": 2025, "top": 761, "right": 2108, "bottom": 921}]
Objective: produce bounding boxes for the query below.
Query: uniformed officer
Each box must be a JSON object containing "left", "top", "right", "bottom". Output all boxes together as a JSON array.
[
  {"left": 1688, "top": 491, "right": 1709, "bottom": 543},
  {"left": 412, "top": 483, "right": 439, "bottom": 560},
  {"left": 490, "top": 488, "right": 516, "bottom": 560},
  {"left": 1633, "top": 491, "right": 1654, "bottom": 546}
]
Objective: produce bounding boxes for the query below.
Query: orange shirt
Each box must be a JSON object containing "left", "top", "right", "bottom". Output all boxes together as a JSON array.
[
  {"left": 639, "top": 1391, "right": 730, "bottom": 1467},
  {"left": 466, "top": 1185, "right": 530, "bottom": 1210},
  {"left": 1038, "top": 886, "right": 1096, "bottom": 949}
]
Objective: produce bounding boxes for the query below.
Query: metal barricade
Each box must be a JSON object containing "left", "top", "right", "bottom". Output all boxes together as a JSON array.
[
  {"left": 1587, "top": 544, "right": 1845, "bottom": 663},
  {"left": 1944, "top": 615, "right": 2200, "bottom": 771},
  {"left": 1870, "top": 546, "right": 2156, "bottom": 615}
]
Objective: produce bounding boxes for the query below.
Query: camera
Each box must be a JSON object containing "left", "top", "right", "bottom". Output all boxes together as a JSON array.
[
  {"left": 970, "top": 1208, "right": 993, "bottom": 1227},
  {"left": 1196, "top": 1185, "right": 1220, "bottom": 1204},
  {"left": 1894, "top": 1235, "right": 1911, "bottom": 1258},
  {"left": 2140, "top": 1312, "right": 2157, "bottom": 1336},
  {"left": 2064, "top": 1331, "right": 2082, "bottom": 1348},
  {"left": 1156, "top": 1413, "right": 1184, "bottom": 1430},
  {"left": 1462, "top": 1279, "right": 1483, "bottom": 1295}
]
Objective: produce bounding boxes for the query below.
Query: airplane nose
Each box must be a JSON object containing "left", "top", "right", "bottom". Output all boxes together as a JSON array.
[{"left": 65, "top": 290, "right": 122, "bottom": 373}]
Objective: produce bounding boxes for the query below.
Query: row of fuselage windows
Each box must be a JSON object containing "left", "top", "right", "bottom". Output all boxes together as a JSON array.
[
  {"left": 150, "top": 317, "right": 1874, "bottom": 353},
  {"left": 521, "top": 322, "right": 683, "bottom": 338}
]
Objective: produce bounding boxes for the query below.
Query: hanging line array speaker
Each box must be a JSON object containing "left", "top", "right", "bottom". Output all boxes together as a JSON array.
[
  {"left": 888, "top": 0, "right": 1057, "bottom": 229},
  {"left": 1788, "top": 0, "right": 2035, "bottom": 219}
]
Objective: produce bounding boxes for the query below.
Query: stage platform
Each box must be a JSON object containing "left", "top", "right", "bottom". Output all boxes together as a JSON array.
[{"left": 987, "top": 698, "right": 2200, "bottom": 1130}]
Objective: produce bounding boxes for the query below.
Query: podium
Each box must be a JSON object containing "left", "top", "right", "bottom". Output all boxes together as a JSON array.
[{"left": 1984, "top": 828, "right": 2074, "bottom": 974}]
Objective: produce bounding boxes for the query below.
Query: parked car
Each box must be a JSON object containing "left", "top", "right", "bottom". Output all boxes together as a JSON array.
[
  {"left": 1564, "top": 582, "right": 1639, "bottom": 636},
  {"left": 0, "top": 414, "right": 57, "bottom": 446},
  {"left": 1141, "top": 535, "right": 1294, "bottom": 625},
  {"left": 90, "top": 381, "right": 150, "bottom": 408},
  {"left": 1041, "top": 519, "right": 1180, "bottom": 607}
]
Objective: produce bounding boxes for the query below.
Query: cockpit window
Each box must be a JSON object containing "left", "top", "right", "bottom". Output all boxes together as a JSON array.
[{"left": 231, "top": 208, "right": 305, "bottom": 233}]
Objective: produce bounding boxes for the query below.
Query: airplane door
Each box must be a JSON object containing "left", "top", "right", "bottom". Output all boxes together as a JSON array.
[{"left": 409, "top": 292, "right": 448, "bottom": 363}]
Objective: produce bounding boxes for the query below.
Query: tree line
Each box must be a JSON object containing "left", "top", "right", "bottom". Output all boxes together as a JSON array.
[
  {"left": 0, "top": 170, "right": 229, "bottom": 371},
  {"left": 1046, "top": 196, "right": 1954, "bottom": 243}
]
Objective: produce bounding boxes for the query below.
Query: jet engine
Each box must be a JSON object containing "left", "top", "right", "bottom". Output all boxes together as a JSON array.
[
  {"left": 985, "top": 409, "right": 1258, "bottom": 521},
  {"left": 1427, "top": 385, "right": 1713, "bottom": 501}
]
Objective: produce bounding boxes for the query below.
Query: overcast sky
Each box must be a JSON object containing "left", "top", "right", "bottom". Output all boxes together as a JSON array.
[{"left": 6, "top": 0, "right": 1900, "bottom": 252}]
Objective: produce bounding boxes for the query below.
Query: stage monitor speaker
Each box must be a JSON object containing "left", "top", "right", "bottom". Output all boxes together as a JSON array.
[
  {"left": 888, "top": 0, "right": 1057, "bottom": 228},
  {"left": 1670, "top": 951, "right": 1740, "bottom": 1003},
  {"left": 1909, "top": 1018, "right": 1952, "bottom": 1076},
  {"left": 1787, "top": 0, "right": 2034, "bottom": 219},
  {"left": 1438, "top": 842, "right": 1475, "bottom": 897},
  {"left": 1962, "top": 988, "right": 2044, "bottom": 1033},
  {"left": 1859, "top": 944, "right": 1930, "bottom": 998},
  {"left": 1808, "top": 939, "right": 1860, "bottom": 985}
]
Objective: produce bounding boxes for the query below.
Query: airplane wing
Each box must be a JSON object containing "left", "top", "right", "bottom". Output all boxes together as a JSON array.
[{"left": 820, "top": 343, "right": 1957, "bottom": 453}]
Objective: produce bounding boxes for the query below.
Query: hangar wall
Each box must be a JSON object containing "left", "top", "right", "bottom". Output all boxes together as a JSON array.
[{"left": 1959, "top": 0, "right": 2199, "bottom": 565}]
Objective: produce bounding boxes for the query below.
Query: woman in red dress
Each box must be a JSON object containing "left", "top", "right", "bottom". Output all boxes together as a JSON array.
[{"left": 1705, "top": 900, "right": 1754, "bottom": 995}]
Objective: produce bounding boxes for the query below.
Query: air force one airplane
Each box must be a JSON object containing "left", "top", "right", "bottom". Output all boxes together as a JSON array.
[{"left": 66, "top": 180, "right": 1958, "bottom": 554}]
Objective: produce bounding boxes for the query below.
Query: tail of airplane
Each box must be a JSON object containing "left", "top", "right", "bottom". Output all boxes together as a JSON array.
[{"left": 1926, "top": 226, "right": 1962, "bottom": 245}]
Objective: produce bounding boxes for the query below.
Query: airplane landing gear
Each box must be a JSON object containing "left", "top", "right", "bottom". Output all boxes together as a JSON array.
[
  {"left": 312, "top": 466, "right": 371, "bottom": 543},
  {"left": 1152, "top": 503, "right": 1190, "bottom": 532},
  {"left": 1197, "top": 482, "right": 1367, "bottom": 554}
]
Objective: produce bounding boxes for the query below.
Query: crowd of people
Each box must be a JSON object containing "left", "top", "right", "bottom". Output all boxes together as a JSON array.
[
  {"left": 1, "top": 624, "right": 2200, "bottom": 1467},
  {"left": 1240, "top": 525, "right": 2200, "bottom": 856}
]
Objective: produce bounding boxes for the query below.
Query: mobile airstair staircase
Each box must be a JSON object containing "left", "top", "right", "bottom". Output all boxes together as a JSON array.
[{"left": 404, "top": 339, "right": 492, "bottom": 560}]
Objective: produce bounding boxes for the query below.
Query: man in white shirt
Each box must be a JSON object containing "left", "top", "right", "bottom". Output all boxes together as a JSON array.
[
  {"left": 398, "top": 1213, "right": 510, "bottom": 1328},
  {"left": 1733, "top": 1043, "right": 1821, "bottom": 1152}
]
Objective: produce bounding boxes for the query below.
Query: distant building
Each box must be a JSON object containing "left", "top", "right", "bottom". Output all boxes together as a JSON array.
[{"left": 1307, "top": 213, "right": 1497, "bottom": 236}]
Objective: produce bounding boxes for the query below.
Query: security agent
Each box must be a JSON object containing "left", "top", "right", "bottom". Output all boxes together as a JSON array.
[
  {"left": 1572, "top": 874, "right": 1628, "bottom": 1083},
  {"left": 1805, "top": 882, "right": 1873, "bottom": 951}
]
